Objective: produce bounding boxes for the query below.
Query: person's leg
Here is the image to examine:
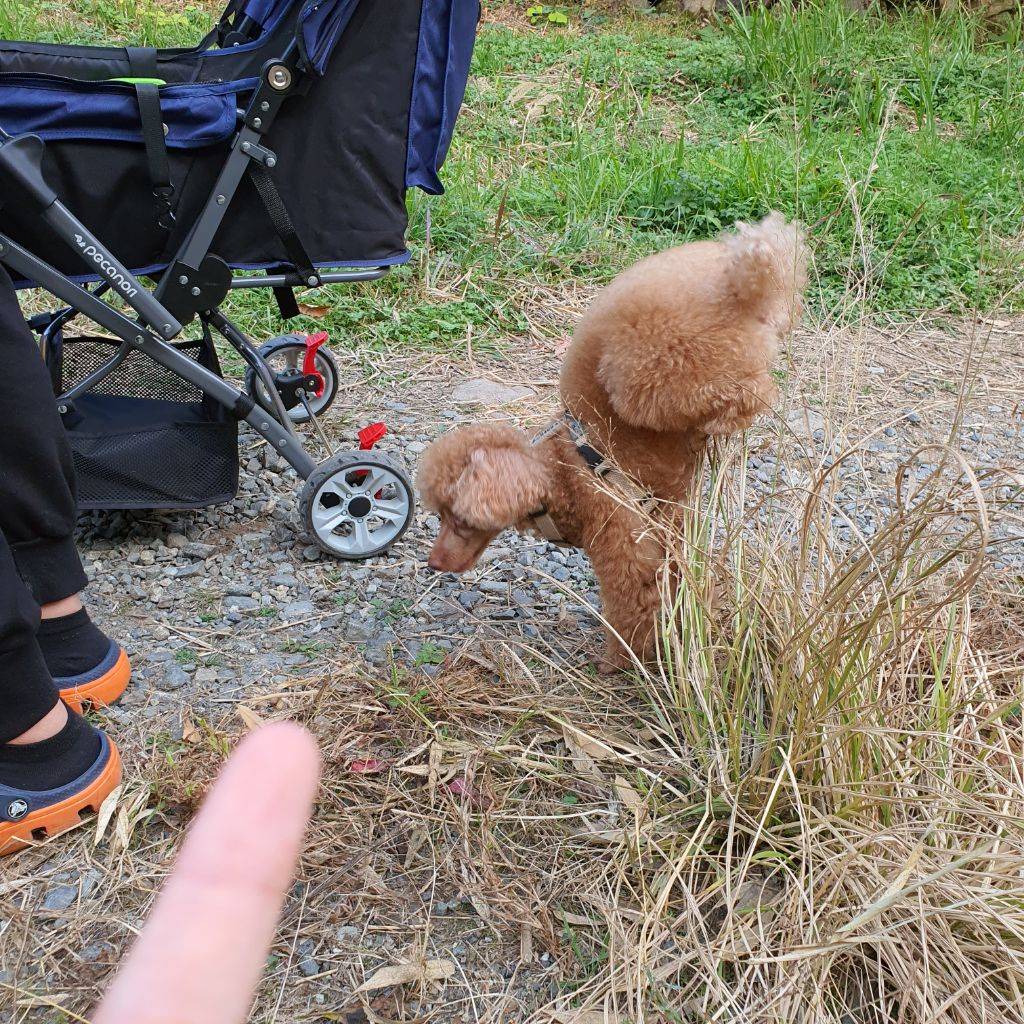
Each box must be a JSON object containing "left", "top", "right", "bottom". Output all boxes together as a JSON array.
[
  {"left": 0, "top": 264, "right": 87, "bottom": 605},
  {"left": 0, "top": 264, "right": 129, "bottom": 708},
  {"left": 0, "top": 531, "right": 61, "bottom": 745},
  {"left": 0, "top": 531, "right": 120, "bottom": 855}
]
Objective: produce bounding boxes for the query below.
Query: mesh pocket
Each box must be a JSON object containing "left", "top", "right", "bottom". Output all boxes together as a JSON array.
[
  {"left": 60, "top": 337, "right": 207, "bottom": 403},
  {"left": 52, "top": 335, "right": 239, "bottom": 511}
]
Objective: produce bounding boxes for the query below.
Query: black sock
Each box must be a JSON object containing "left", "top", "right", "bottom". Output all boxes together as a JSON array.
[
  {"left": 36, "top": 608, "right": 112, "bottom": 680},
  {"left": 0, "top": 708, "right": 103, "bottom": 790}
]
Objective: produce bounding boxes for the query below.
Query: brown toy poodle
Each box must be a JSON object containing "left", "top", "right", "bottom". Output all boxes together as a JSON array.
[{"left": 418, "top": 213, "right": 807, "bottom": 669}]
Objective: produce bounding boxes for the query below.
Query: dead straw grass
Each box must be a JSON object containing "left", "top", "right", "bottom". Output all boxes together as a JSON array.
[{"left": 8, "top": 401, "right": 1021, "bottom": 1023}]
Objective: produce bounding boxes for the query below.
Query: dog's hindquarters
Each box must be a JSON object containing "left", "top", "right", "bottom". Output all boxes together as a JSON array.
[
  {"left": 587, "top": 213, "right": 806, "bottom": 438},
  {"left": 723, "top": 212, "right": 807, "bottom": 331}
]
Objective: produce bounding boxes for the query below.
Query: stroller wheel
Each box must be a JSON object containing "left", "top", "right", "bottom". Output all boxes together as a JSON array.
[
  {"left": 300, "top": 451, "right": 415, "bottom": 560},
  {"left": 247, "top": 335, "right": 339, "bottom": 424}
]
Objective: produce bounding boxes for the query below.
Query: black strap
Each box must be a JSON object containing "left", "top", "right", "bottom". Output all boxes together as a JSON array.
[
  {"left": 248, "top": 162, "right": 317, "bottom": 287},
  {"left": 577, "top": 441, "right": 606, "bottom": 472},
  {"left": 133, "top": 82, "right": 175, "bottom": 232},
  {"left": 125, "top": 46, "right": 159, "bottom": 78},
  {"left": 272, "top": 285, "right": 301, "bottom": 320},
  {"left": 563, "top": 412, "right": 607, "bottom": 472}
]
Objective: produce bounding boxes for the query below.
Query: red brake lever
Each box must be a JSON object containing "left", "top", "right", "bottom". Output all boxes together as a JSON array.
[
  {"left": 355, "top": 423, "right": 388, "bottom": 493},
  {"left": 301, "top": 332, "right": 329, "bottom": 398},
  {"left": 358, "top": 422, "right": 387, "bottom": 450}
]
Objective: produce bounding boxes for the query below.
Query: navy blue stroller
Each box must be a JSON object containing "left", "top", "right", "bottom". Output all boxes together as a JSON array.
[{"left": 0, "top": 0, "right": 478, "bottom": 559}]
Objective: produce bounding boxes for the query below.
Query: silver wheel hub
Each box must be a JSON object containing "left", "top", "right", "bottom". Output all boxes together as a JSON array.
[{"left": 310, "top": 464, "right": 410, "bottom": 557}]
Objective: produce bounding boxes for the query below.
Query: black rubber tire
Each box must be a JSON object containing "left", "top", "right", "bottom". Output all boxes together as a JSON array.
[
  {"left": 246, "top": 336, "right": 340, "bottom": 425},
  {"left": 299, "top": 449, "right": 416, "bottom": 560}
]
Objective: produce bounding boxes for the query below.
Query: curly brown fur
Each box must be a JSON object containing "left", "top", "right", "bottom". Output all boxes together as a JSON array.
[{"left": 419, "top": 214, "right": 806, "bottom": 669}]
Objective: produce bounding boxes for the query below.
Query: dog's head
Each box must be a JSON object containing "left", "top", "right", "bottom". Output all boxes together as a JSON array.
[{"left": 418, "top": 423, "right": 548, "bottom": 573}]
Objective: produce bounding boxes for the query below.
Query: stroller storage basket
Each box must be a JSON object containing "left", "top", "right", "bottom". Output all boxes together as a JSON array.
[{"left": 50, "top": 334, "right": 238, "bottom": 511}]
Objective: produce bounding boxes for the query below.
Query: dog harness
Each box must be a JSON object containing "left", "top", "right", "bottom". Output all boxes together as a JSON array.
[{"left": 527, "top": 411, "right": 658, "bottom": 545}]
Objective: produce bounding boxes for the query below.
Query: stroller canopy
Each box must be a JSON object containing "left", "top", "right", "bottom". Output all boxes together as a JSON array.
[{"left": 0, "top": 0, "right": 478, "bottom": 281}]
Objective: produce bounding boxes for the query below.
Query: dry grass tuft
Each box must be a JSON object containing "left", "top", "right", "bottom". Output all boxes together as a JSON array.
[{"left": 552, "top": 435, "right": 1024, "bottom": 1023}]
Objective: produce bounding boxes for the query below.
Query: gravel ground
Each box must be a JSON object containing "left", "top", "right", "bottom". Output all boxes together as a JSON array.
[{"left": 76, "top": 315, "right": 1024, "bottom": 728}]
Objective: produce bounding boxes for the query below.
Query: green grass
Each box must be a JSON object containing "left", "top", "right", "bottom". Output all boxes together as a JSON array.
[{"left": 3, "top": 0, "right": 1023, "bottom": 350}]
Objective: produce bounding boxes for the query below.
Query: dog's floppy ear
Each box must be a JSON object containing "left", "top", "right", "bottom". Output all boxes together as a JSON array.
[{"left": 453, "top": 445, "right": 547, "bottom": 528}]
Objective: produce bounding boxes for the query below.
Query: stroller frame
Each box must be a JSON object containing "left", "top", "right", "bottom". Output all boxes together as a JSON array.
[{"left": 0, "top": 26, "right": 417, "bottom": 560}]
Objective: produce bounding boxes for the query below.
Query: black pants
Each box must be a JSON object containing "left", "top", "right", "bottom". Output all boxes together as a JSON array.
[{"left": 0, "top": 264, "right": 88, "bottom": 743}]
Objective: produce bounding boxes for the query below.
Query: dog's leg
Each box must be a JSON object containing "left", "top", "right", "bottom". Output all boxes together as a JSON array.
[{"left": 588, "top": 523, "right": 664, "bottom": 673}]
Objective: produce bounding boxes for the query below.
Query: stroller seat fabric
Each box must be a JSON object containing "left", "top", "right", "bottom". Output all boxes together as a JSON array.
[
  {"left": 0, "top": 0, "right": 478, "bottom": 538},
  {"left": 0, "top": 0, "right": 479, "bottom": 284}
]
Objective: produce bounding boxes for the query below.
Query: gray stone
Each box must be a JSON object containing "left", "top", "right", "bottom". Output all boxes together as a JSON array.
[
  {"left": 182, "top": 541, "right": 217, "bottom": 559},
  {"left": 343, "top": 618, "right": 376, "bottom": 642},
  {"left": 297, "top": 956, "right": 320, "bottom": 977},
  {"left": 785, "top": 406, "right": 827, "bottom": 438},
  {"left": 458, "top": 590, "right": 483, "bottom": 610},
  {"left": 281, "top": 600, "right": 316, "bottom": 620},
  {"left": 156, "top": 663, "right": 191, "bottom": 691},
  {"left": 451, "top": 378, "right": 535, "bottom": 407},
  {"left": 364, "top": 629, "right": 397, "bottom": 665},
  {"left": 43, "top": 884, "right": 78, "bottom": 911},
  {"left": 224, "top": 595, "right": 259, "bottom": 612}
]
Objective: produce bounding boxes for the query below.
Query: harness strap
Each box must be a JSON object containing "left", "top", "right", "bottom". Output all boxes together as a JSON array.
[
  {"left": 526, "top": 410, "right": 658, "bottom": 545},
  {"left": 272, "top": 283, "right": 302, "bottom": 320},
  {"left": 132, "top": 80, "right": 175, "bottom": 233},
  {"left": 530, "top": 507, "right": 567, "bottom": 546},
  {"left": 248, "top": 163, "right": 318, "bottom": 296}
]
